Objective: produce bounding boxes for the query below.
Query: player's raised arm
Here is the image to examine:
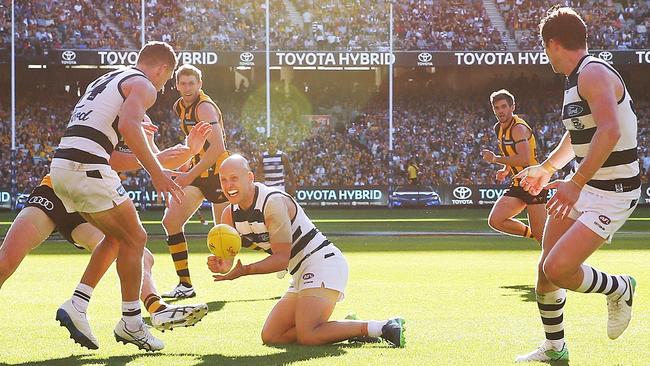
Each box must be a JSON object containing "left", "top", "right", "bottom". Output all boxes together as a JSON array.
[
  {"left": 118, "top": 77, "right": 183, "bottom": 203},
  {"left": 175, "top": 102, "right": 226, "bottom": 188},
  {"left": 109, "top": 121, "right": 211, "bottom": 172}
]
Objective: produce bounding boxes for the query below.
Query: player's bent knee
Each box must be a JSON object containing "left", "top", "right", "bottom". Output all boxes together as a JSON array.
[
  {"left": 542, "top": 258, "right": 567, "bottom": 286},
  {"left": 260, "top": 329, "right": 289, "bottom": 345},
  {"left": 487, "top": 213, "right": 503, "bottom": 231}
]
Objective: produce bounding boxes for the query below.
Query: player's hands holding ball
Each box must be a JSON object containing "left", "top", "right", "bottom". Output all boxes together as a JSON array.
[
  {"left": 207, "top": 255, "right": 234, "bottom": 274},
  {"left": 212, "top": 259, "right": 250, "bottom": 281}
]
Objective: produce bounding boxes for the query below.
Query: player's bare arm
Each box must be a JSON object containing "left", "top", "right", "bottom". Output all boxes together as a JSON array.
[
  {"left": 544, "top": 63, "right": 623, "bottom": 219},
  {"left": 516, "top": 131, "right": 575, "bottom": 196},
  {"left": 175, "top": 103, "right": 226, "bottom": 187},
  {"left": 118, "top": 77, "right": 183, "bottom": 202},
  {"left": 212, "top": 196, "right": 292, "bottom": 281},
  {"left": 482, "top": 124, "right": 533, "bottom": 167},
  {"left": 109, "top": 120, "right": 211, "bottom": 172}
]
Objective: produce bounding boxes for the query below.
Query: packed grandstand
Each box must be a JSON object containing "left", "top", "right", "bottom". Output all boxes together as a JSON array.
[{"left": 1, "top": 0, "right": 649, "bottom": 201}]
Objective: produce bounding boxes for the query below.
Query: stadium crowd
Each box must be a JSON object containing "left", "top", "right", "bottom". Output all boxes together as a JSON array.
[
  {"left": 3, "top": 0, "right": 649, "bottom": 53},
  {"left": 2, "top": 77, "right": 649, "bottom": 195},
  {"left": 395, "top": 0, "right": 506, "bottom": 51},
  {"left": 499, "top": 0, "right": 650, "bottom": 50},
  {"left": 7, "top": 0, "right": 127, "bottom": 56}
]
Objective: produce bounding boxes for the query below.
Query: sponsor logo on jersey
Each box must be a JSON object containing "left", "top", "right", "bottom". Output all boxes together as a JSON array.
[{"left": 28, "top": 196, "right": 54, "bottom": 211}]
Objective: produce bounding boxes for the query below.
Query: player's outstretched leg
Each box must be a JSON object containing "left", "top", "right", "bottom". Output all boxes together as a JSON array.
[{"left": 141, "top": 249, "right": 208, "bottom": 331}]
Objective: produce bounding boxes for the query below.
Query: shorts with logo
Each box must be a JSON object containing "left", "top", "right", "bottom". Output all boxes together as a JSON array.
[
  {"left": 287, "top": 246, "right": 348, "bottom": 302},
  {"left": 504, "top": 185, "right": 548, "bottom": 205},
  {"left": 190, "top": 174, "right": 227, "bottom": 204},
  {"left": 25, "top": 184, "right": 86, "bottom": 247},
  {"left": 50, "top": 160, "right": 130, "bottom": 214},
  {"left": 568, "top": 186, "right": 639, "bottom": 242}
]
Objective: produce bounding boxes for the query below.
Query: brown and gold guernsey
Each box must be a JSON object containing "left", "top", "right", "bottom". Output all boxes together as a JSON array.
[
  {"left": 39, "top": 174, "right": 53, "bottom": 188},
  {"left": 494, "top": 115, "right": 539, "bottom": 187},
  {"left": 173, "top": 90, "right": 226, "bottom": 178}
]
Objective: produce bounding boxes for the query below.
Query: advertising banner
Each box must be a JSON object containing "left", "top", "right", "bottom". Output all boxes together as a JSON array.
[
  {"left": 4, "top": 49, "right": 648, "bottom": 67},
  {"left": 295, "top": 186, "right": 388, "bottom": 206}
]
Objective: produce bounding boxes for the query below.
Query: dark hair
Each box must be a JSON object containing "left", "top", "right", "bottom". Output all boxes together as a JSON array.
[
  {"left": 175, "top": 64, "right": 202, "bottom": 83},
  {"left": 137, "top": 41, "right": 177, "bottom": 68},
  {"left": 490, "top": 89, "right": 515, "bottom": 107},
  {"left": 539, "top": 6, "right": 587, "bottom": 50}
]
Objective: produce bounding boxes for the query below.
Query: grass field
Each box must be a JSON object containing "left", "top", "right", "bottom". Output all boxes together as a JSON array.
[{"left": 0, "top": 208, "right": 649, "bottom": 365}]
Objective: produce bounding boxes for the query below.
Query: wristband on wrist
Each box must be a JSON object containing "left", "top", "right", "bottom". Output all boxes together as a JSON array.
[
  {"left": 570, "top": 171, "right": 588, "bottom": 188},
  {"left": 541, "top": 160, "right": 558, "bottom": 174}
]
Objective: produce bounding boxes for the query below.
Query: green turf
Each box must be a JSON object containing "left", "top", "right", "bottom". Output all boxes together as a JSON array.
[
  {"left": 0, "top": 208, "right": 649, "bottom": 365},
  {"left": 3, "top": 207, "right": 649, "bottom": 236}
]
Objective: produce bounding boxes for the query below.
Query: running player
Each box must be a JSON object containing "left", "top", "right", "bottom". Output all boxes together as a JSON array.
[
  {"left": 0, "top": 118, "right": 212, "bottom": 350},
  {"left": 481, "top": 89, "right": 547, "bottom": 244},
  {"left": 207, "top": 154, "right": 406, "bottom": 347},
  {"left": 51, "top": 42, "right": 183, "bottom": 352},
  {"left": 514, "top": 7, "right": 639, "bottom": 362},
  {"left": 161, "top": 64, "right": 229, "bottom": 299}
]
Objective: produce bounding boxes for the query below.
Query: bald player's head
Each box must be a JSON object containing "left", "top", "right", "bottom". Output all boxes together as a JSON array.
[
  {"left": 219, "top": 154, "right": 255, "bottom": 206},
  {"left": 219, "top": 154, "right": 251, "bottom": 175}
]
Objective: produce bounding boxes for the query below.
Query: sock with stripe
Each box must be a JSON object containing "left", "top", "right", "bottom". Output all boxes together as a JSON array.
[
  {"left": 71, "top": 283, "right": 93, "bottom": 313},
  {"left": 575, "top": 264, "right": 627, "bottom": 297},
  {"left": 167, "top": 232, "right": 192, "bottom": 287},
  {"left": 143, "top": 293, "right": 168, "bottom": 314},
  {"left": 537, "top": 289, "right": 566, "bottom": 350},
  {"left": 122, "top": 300, "right": 143, "bottom": 329}
]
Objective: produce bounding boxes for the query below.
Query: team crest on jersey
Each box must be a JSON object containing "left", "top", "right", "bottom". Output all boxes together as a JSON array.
[
  {"left": 571, "top": 118, "right": 585, "bottom": 130},
  {"left": 567, "top": 104, "right": 584, "bottom": 117}
]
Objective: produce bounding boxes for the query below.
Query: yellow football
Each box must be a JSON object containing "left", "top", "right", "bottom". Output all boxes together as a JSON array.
[{"left": 207, "top": 224, "right": 242, "bottom": 260}]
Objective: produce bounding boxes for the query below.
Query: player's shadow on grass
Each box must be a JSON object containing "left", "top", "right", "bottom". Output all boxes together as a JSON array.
[
  {"left": 0, "top": 343, "right": 370, "bottom": 366},
  {"left": 500, "top": 284, "right": 537, "bottom": 303}
]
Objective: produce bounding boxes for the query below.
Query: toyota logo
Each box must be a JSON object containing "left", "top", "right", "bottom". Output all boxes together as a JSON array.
[
  {"left": 61, "top": 50, "right": 77, "bottom": 61},
  {"left": 598, "top": 51, "right": 613, "bottom": 62},
  {"left": 418, "top": 52, "right": 432, "bottom": 63},
  {"left": 28, "top": 195, "right": 54, "bottom": 211},
  {"left": 453, "top": 186, "right": 472, "bottom": 200},
  {"left": 240, "top": 52, "right": 254, "bottom": 62}
]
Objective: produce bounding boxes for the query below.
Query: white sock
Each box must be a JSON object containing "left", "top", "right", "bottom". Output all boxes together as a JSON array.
[
  {"left": 122, "top": 300, "right": 143, "bottom": 329},
  {"left": 72, "top": 283, "right": 94, "bottom": 313},
  {"left": 367, "top": 320, "right": 387, "bottom": 337},
  {"left": 576, "top": 264, "right": 626, "bottom": 297}
]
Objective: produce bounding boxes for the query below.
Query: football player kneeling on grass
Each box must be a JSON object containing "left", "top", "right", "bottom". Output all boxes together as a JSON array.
[{"left": 207, "top": 154, "right": 406, "bottom": 347}]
